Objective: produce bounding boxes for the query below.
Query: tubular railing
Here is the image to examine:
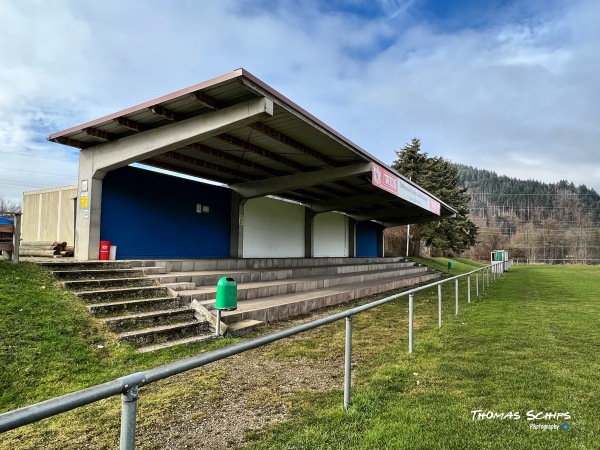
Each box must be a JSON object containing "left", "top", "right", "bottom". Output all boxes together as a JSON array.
[{"left": 0, "top": 261, "right": 508, "bottom": 449}]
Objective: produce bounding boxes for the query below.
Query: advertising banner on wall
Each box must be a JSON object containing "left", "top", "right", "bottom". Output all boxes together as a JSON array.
[{"left": 371, "top": 163, "right": 441, "bottom": 215}]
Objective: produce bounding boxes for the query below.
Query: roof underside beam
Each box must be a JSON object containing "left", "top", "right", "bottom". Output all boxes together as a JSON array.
[
  {"left": 230, "top": 162, "right": 372, "bottom": 199},
  {"left": 158, "top": 151, "right": 258, "bottom": 181},
  {"left": 214, "top": 133, "right": 305, "bottom": 172},
  {"left": 138, "top": 159, "right": 234, "bottom": 185},
  {"left": 186, "top": 143, "right": 284, "bottom": 177},
  {"left": 248, "top": 122, "right": 337, "bottom": 166},
  {"left": 84, "top": 127, "right": 117, "bottom": 141},
  {"left": 308, "top": 192, "right": 392, "bottom": 213},
  {"left": 84, "top": 97, "right": 273, "bottom": 174},
  {"left": 113, "top": 117, "right": 149, "bottom": 132},
  {"left": 190, "top": 91, "right": 225, "bottom": 110}
]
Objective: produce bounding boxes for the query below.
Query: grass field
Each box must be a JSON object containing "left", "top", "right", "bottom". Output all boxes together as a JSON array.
[
  {"left": 1, "top": 260, "right": 599, "bottom": 449},
  {"left": 242, "top": 264, "right": 600, "bottom": 449}
]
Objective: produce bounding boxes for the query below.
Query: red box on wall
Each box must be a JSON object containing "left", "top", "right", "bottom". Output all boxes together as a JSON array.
[{"left": 99, "top": 240, "right": 111, "bottom": 260}]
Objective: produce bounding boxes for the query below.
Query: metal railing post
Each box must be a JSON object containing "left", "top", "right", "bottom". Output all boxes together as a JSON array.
[
  {"left": 455, "top": 279, "right": 459, "bottom": 315},
  {"left": 467, "top": 274, "right": 471, "bottom": 304},
  {"left": 408, "top": 293, "right": 414, "bottom": 353},
  {"left": 120, "top": 386, "right": 139, "bottom": 450},
  {"left": 476, "top": 272, "right": 480, "bottom": 297},
  {"left": 216, "top": 310, "right": 222, "bottom": 337},
  {"left": 437, "top": 284, "right": 442, "bottom": 328},
  {"left": 487, "top": 267, "right": 490, "bottom": 287},
  {"left": 343, "top": 315, "right": 353, "bottom": 409},
  {"left": 482, "top": 269, "right": 485, "bottom": 291}
]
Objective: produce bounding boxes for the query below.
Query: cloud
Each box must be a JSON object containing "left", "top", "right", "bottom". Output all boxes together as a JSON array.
[{"left": 1, "top": 0, "right": 599, "bottom": 204}]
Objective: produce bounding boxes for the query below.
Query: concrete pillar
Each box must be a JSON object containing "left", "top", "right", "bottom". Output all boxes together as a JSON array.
[
  {"left": 377, "top": 224, "right": 385, "bottom": 257},
  {"left": 305, "top": 209, "right": 316, "bottom": 257},
  {"left": 230, "top": 192, "right": 246, "bottom": 258},
  {"left": 348, "top": 217, "right": 356, "bottom": 257},
  {"left": 75, "top": 148, "right": 106, "bottom": 259}
]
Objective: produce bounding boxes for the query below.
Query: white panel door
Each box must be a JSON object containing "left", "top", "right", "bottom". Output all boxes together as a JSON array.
[
  {"left": 243, "top": 197, "right": 305, "bottom": 257},
  {"left": 314, "top": 212, "right": 348, "bottom": 257}
]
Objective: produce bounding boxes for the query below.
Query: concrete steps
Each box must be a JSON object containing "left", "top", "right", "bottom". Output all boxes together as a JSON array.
[
  {"left": 175, "top": 265, "right": 430, "bottom": 304},
  {"left": 103, "top": 307, "right": 196, "bottom": 331},
  {"left": 151, "top": 262, "right": 417, "bottom": 287},
  {"left": 130, "top": 257, "right": 442, "bottom": 330},
  {"left": 218, "top": 270, "right": 440, "bottom": 324},
  {"left": 119, "top": 321, "right": 209, "bottom": 346},
  {"left": 39, "top": 260, "right": 213, "bottom": 352},
  {"left": 87, "top": 296, "right": 182, "bottom": 316},
  {"left": 39, "top": 257, "right": 442, "bottom": 350}
]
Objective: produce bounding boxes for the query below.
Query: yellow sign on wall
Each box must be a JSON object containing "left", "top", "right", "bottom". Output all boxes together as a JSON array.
[{"left": 80, "top": 194, "right": 88, "bottom": 209}]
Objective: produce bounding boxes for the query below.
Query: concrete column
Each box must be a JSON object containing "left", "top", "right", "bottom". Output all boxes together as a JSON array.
[
  {"left": 230, "top": 192, "right": 246, "bottom": 258},
  {"left": 75, "top": 148, "right": 106, "bottom": 259},
  {"left": 347, "top": 217, "right": 356, "bottom": 257},
  {"left": 377, "top": 224, "right": 385, "bottom": 257},
  {"left": 305, "top": 209, "right": 316, "bottom": 257}
]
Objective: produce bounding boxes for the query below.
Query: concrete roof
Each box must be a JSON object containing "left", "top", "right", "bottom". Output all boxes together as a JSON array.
[{"left": 49, "top": 68, "right": 456, "bottom": 226}]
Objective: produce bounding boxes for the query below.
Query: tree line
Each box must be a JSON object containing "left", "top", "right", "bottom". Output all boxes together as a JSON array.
[
  {"left": 457, "top": 165, "right": 600, "bottom": 263},
  {"left": 384, "top": 139, "right": 600, "bottom": 264}
]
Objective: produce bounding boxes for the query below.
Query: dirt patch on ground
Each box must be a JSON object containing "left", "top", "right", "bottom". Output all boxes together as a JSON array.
[
  {"left": 136, "top": 349, "right": 344, "bottom": 449},
  {"left": 131, "top": 296, "right": 390, "bottom": 449}
]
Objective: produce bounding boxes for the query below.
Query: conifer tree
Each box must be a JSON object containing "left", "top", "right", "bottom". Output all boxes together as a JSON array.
[{"left": 392, "top": 139, "right": 478, "bottom": 254}]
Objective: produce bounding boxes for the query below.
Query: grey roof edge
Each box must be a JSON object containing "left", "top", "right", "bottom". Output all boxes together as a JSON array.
[
  {"left": 47, "top": 69, "right": 246, "bottom": 141},
  {"left": 48, "top": 67, "right": 457, "bottom": 216}
]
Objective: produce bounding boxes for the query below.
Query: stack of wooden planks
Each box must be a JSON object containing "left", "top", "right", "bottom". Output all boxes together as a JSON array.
[{"left": 19, "top": 241, "right": 74, "bottom": 257}]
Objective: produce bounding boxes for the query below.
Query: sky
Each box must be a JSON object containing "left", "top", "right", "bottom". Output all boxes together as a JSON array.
[{"left": 1, "top": 0, "right": 599, "bottom": 204}]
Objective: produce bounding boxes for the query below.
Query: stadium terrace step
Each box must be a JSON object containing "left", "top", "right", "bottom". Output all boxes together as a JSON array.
[
  {"left": 216, "top": 270, "right": 441, "bottom": 324},
  {"left": 176, "top": 265, "right": 430, "bottom": 305},
  {"left": 132, "top": 257, "right": 410, "bottom": 273},
  {"left": 150, "top": 262, "right": 418, "bottom": 287},
  {"left": 118, "top": 321, "right": 210, "bottom": 346},
  {"left": 130, "top": 257, "right": 442, "bottom": 328},
  {"left": 40, "top": 257, "right": 441, "bottom": 351},
  {"left": 87, "top": 297, "right": 182, "bottom": 316},
  {"left": 75, "top": 285, "right": 172, "bottom": 303},
  {"left": 40, "top": 260, "right": 212, "bottom": 352},
  {"left": 135, "top": 334, "right": 215, "bottom": 353},
  {"left": 226, "top": 319, "right": 264, "bottom": 335},
  {"left": 62, "top": 277, "right": 157, "bottom": 291},
  {"left": 103, "top": 307, "right": 196, "bottom": 331},
  {"left": 51, "top": 268, "right": 146, "bottom": 280},
  {"left": 162, "top": 282, "right": 197, "bottom": 291}
]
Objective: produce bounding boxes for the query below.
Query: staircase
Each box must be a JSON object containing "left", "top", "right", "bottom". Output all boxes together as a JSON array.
[
  {"left": 39, "top": 261, "right": 213, "bottom": 353},
  {"left": 133, "top": 257, "right": 442, "bottom": 331},
  {"left": 40, "top": 257, "right": 441, "bottom": 352}
]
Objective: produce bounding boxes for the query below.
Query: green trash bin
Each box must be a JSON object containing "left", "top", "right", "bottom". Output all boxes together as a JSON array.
[
  {"left": 215, "top": 277, "right": 237, "bottom": 311},
  {"left": 448, "top": 260, "right": 454, "bottom": 270}
]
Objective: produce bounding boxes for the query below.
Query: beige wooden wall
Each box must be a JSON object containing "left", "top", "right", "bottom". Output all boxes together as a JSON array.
[{"left": 22, "top": 186, "right": 77, "bottom": 243}]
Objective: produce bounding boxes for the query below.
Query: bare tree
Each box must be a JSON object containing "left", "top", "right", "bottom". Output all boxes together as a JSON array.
[{"left": 0, "top": 196, "right": 22, "bottom": 214}]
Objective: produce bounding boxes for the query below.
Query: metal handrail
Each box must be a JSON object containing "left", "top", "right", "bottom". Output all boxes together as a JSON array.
[{"left": 0, "top": 260, "right": 508, "bottom": 449}]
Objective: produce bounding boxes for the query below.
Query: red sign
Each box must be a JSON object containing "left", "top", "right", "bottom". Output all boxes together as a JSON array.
[
  {"left": 371, "top": 164, "right": 398, "bottom": 195},
  {"left": 371, "top": 163, "right": 441, "bottom": 216}
]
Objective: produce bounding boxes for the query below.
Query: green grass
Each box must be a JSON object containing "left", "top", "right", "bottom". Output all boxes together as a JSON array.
[
  {"left": 2, "top": 260, "right": 599, "bottom": 449},
  {"left": 241, "top": 264, "right": 600, "bottom": 449},
  {"left": 0, "top": 262, "right": 246, "bottom": 410},
  {"left": 411, "top": 256, "right": 484, "bottom": 274}
]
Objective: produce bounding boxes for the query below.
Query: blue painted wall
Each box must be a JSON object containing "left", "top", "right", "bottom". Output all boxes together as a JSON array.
[
  {"left": 101, "top": 166, "right": 231, "bottom": 259},
  {"left": 355, "top": 221, "right": 380, "bottom": 257}
]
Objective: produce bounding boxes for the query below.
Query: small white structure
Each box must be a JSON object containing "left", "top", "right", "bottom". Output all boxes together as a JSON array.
[
  {"left": 491, "top": 250, "right": 511, "bottom": 273},
  {"left": 21, "top": 186, "right": 77, "bottom": 244}
]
